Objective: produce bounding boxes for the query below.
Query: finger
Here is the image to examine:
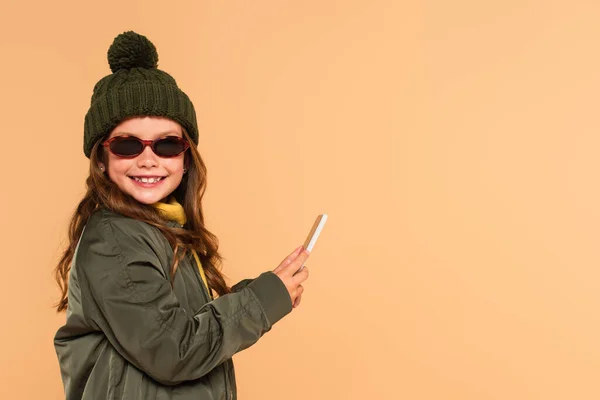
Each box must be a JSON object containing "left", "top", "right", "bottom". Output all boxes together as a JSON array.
[
  {"left": 293, "top": 286, "right": 304, "bottom": 308},
  {"left": 284, "top": 246, "right": 303, "bottom": 264},
  {"left": 284, "top": 250, "right": 310, "bottom": 276},
  {"left": 292, "top": 267, "right": 309, "bottom": 286},
  {"left": 274, "top": 246, "right": 303, "bottom": 273},
  {"left": 293, "top": 293, "right": 302, "bottom": 308}
]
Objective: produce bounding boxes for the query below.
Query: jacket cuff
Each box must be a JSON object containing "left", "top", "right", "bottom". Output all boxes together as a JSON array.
[{"left": 247, "top": 272, "right": 293, "bottom": 327}]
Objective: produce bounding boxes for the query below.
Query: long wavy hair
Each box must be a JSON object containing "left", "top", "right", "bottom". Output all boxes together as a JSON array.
[{"left": 54, "top": 126, "right": 230, "bottom": 312}]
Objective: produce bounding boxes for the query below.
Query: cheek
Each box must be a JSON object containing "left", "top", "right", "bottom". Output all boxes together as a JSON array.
[
  {"left": 107, "top": 156, "right": 133, "bottom": 178},
  {"left": 164, "top": 158, "right": 185, "bottom": 174}
]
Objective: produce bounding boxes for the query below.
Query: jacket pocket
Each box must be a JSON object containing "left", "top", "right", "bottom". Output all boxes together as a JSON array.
[
  {"left": 107, "top": 349, "right": 151, "bottom": 400},
  {"left": 118, "top": 363, "right": 147, "bottom": 400},
  {"left": 106, "top": 345, "right": 127, "bottom": 398},
  {"left": 139, "top": 372, "right": 158, "bottom": 399}
]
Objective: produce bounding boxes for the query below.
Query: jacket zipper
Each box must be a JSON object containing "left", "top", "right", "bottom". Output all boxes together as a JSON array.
[
  {"left": 187, "top": 247, "right": 231, "bottom": 398},
  {"left": 223, "top": 361, "right": 230, "bottom": 399},
  {"left": 188, "top": 251, "right": 210, "bottom": 304}
]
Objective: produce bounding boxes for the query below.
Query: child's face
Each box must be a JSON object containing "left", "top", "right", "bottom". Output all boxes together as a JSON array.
[{"left": 101, "top": 116, "right": 187, "bottom": 205}]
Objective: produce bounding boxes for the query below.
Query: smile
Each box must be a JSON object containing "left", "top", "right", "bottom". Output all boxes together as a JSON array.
[{"left": 130, "top": 176, "right": 165, "bottom": 184}]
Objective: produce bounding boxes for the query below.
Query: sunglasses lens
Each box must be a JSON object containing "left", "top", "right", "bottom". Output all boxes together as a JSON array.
[
  {"left": 154, "top": 137, "right": 187, "bottom": 157},
  {"left": 110, "top": 137, "right": 143, "bottom": 157}
]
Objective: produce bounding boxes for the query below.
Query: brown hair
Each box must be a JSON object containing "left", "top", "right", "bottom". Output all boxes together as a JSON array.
[{"left": 54, "top": 127, "right": 230, "bottom": 312}]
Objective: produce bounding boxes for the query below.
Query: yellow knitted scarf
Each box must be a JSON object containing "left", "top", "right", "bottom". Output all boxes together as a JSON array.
[{"left": 152, "top": 197, "right": 211, "bottom": 298}]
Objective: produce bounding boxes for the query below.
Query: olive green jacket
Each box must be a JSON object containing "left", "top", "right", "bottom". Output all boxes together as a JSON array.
[{"left": 54, "top": 208, "right": 292, "bottom": 399}]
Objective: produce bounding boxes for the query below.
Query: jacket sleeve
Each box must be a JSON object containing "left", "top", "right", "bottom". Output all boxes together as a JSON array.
[{"left": 77, "top": 213, "right": 293, "bottom": 386}]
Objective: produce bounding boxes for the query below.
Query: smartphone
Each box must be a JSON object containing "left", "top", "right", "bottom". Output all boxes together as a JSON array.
[{"left": 298, "top": 213, "right": 328, "bottom": 271}]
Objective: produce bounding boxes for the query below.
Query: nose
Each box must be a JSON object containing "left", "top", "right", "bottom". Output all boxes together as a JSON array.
[{"left": 136, "top": 145, "right": 159, "bottom": 168}]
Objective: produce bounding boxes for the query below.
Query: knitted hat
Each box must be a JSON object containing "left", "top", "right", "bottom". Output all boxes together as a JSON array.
[{"left": 83, "top": 31, "right": 199, "bottom": 158}]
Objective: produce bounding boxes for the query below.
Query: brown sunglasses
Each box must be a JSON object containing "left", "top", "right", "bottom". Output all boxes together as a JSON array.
[{"left": 103, "top": 136, "right": 190, "bottom": 158}]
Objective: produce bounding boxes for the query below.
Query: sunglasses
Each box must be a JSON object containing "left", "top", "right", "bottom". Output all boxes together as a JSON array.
[{"left": 103, "top": 136, "right": 190, "bottom": 158}]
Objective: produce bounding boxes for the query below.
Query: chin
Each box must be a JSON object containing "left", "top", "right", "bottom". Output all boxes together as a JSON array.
[
  {"left": 133, "top": 194, "right": 164, "bottom": 205},
  {"left": 125, "top": 184, "right": 172, "bottom": 205}
]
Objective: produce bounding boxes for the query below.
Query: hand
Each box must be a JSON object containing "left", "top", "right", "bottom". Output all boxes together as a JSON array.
[{"left": 273, "top": 246, "right": 310, "bottom": 308}]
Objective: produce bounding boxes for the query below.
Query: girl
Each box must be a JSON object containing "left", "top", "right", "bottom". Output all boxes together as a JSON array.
[{"left": 53, "top": 31, "right": 310, "bottom": 400}]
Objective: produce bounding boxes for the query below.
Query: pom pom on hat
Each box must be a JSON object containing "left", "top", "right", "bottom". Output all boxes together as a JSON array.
[{"left": 107, "top": 31, "right": 159, "bottom": 72}]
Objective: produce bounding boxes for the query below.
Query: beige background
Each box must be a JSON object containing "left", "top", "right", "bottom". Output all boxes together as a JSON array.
[{"left": 2, "top": 0, "right": 600, "bottom": 399}]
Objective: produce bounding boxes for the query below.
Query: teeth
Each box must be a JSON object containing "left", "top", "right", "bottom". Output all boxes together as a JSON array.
[{"left": 133, "top": 177, "right": 163, "bottom": 183}]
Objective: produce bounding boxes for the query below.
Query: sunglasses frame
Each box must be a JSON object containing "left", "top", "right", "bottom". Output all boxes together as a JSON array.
[{"left": 102, "top": 135, "right": 190, "bottom": 159}]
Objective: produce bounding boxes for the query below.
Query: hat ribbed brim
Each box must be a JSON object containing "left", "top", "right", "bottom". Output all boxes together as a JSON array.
[{"left": 83, "top": 81, "right": 198, "bottom": 158}]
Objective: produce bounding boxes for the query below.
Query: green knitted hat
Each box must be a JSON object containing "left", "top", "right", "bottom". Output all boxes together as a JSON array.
[{"left": 83, "top": 31, "right": 199, "bottom": 158}]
